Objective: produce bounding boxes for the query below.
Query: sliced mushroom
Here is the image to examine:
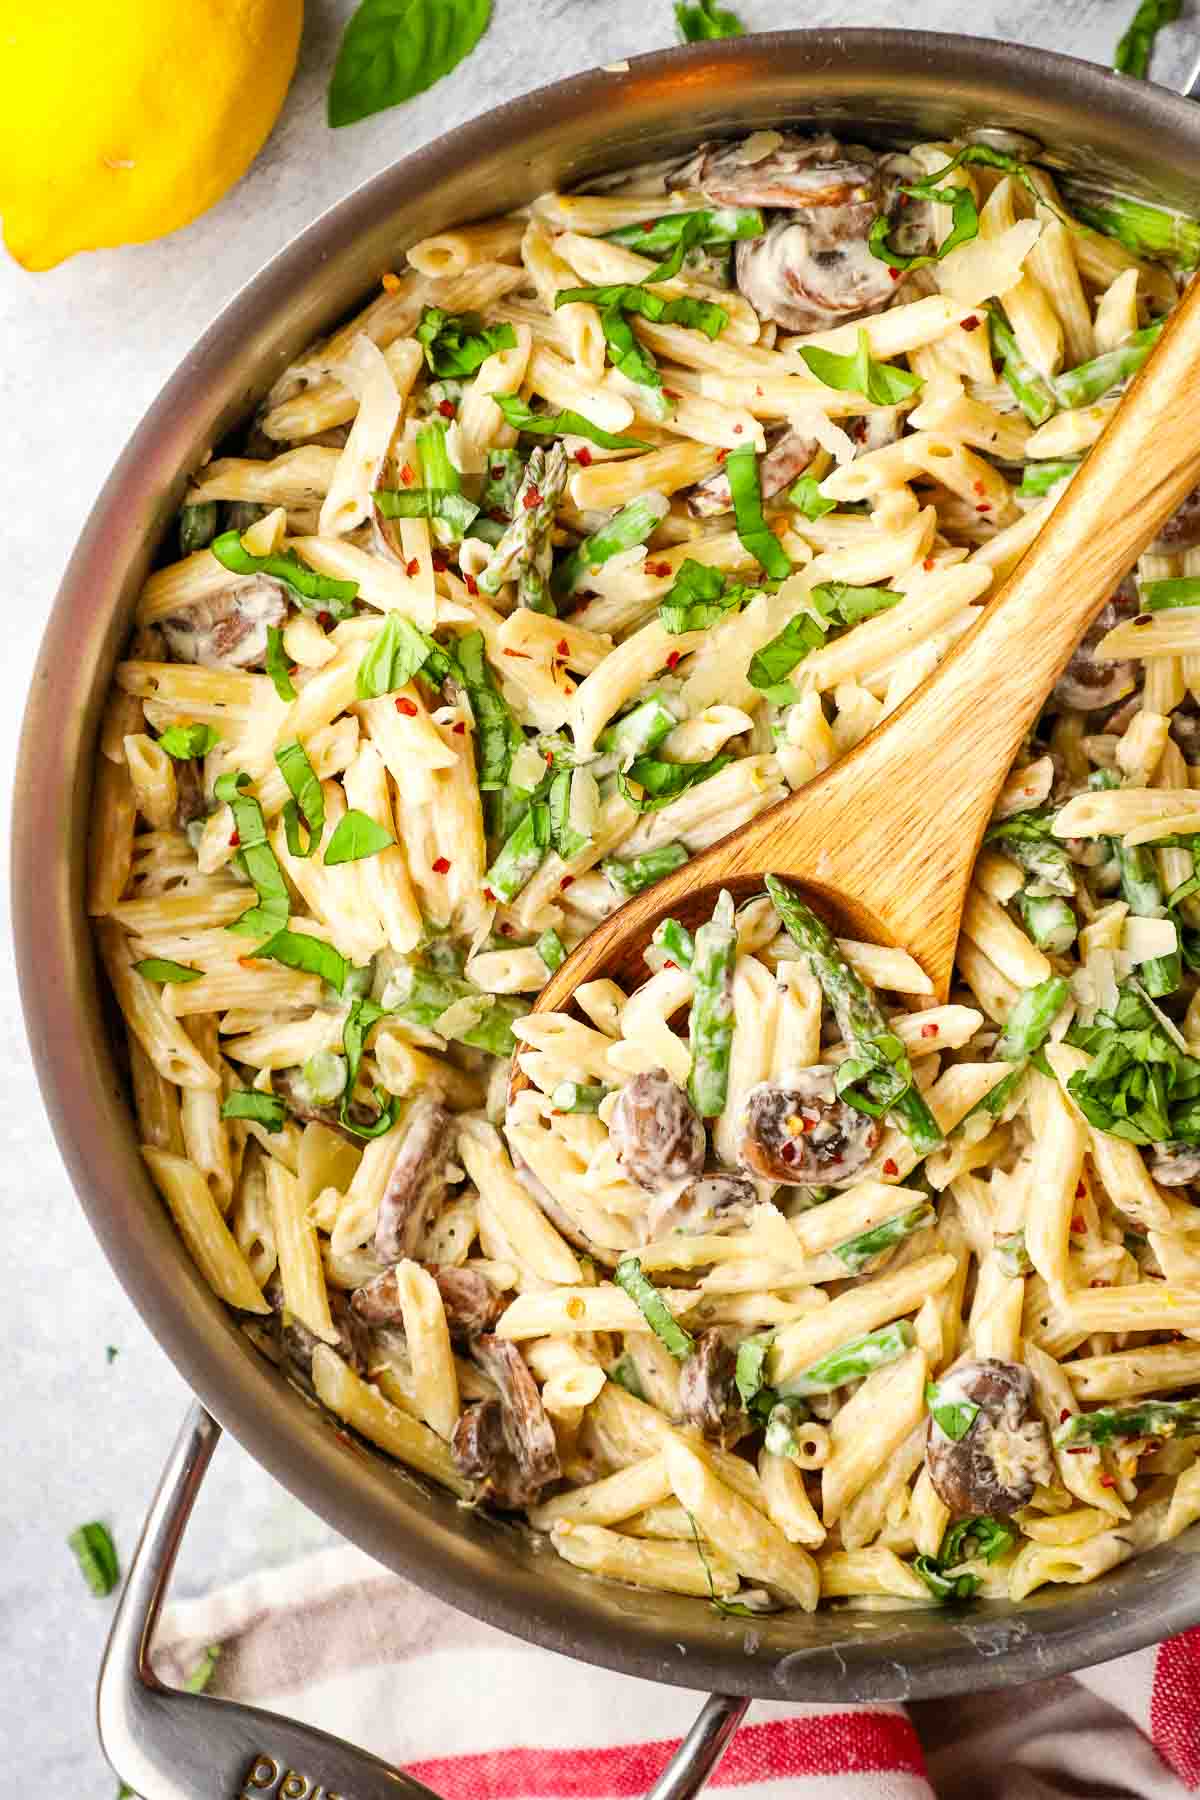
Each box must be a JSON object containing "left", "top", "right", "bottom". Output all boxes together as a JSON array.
[
  {"left": 1148, "top": 1144, "right": 1200, "bottom": 1187},
  {"left": 926, "top": 1358, "right": 1053, "bottom": 1518},
  {"left": 647, "top": 1172, "right": 758, "bottom": 1239},
  {"left": 687, "top": 427, "right": 817, "bottom": 518},
  {"left": 451, "top": 1398, "right": 512, "bottom": 1497},
  {"left": 679, "top": 132, "right": 879, "bottom": 221},
  {"left": 468, "top": 1334, "right": 561, "bottom": 1506},
  {"left": 268, "top": 1281, "right": 370, "bottom": 1397},
  {"left": 173, "top": 757, "right": 209, "bottom": 830},
  {"left": 738, "top": 1070, "right": 880, "bottom": 1188},
  {"left": 1151, "top": 481, "right": 1200, "bottom": 552},
  {"left": 679, "top": 1328, "right": 742, "bottom": 1445},
  {"left": 161, "top": 575, "right": 287, "bottom": 671},
  {"left": 609, "top": 1070, "right": 707, "bottom": 1193},
  {"left": 352, "top": 1262, "right": 506, "bottom": 1339},
  {"left": 1169, "top": 697, "right": 1200, "bottom": 763},
  {"left": 735, "top": 219, "right": 901, "bottom": 334},
  {"left": 374, "top": 1098, "right": 453, "bottom": 1264},
  {"left": 1051, "top": 578, "right": 1139, "bottom": 712}
]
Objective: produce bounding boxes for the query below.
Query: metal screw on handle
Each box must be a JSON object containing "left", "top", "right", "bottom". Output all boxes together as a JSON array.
[{"left": 99, "top": 1403, "right": 749, "bottom": 1800}]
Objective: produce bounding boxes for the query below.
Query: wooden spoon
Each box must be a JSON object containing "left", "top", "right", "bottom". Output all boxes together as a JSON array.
[{"left": 530, "top": 274, "right": 1200, "bottom": 1028}]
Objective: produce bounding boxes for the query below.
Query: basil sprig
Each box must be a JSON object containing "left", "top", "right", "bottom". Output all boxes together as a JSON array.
[
  {"left": 415, "top": 306, "right": 516, "bottom": 377},
  {"left": 788, "top": 474, "right": 837, "bottom": 520},
  {"left": 328, "top": 0, "right": 493, "bottom": 128},
  {"left": 158, "top": 723, "right": 220, "bottom": 760},
  {"left": 213, "top": 771, "right": 290, "bottom": 937},
  {"left": 493, "top": 394, "right": 650, "bottom": 451},
  {"left": 211, "top": 531, "right": 358, "bottom": 619},
  {"left": 798, "top": 326, "right": 923, "bottom": 406}
]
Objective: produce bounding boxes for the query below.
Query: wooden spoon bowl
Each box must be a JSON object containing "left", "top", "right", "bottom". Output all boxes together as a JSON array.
[{"left": 521, "top": 274, "right": 1200, "bottom": 1071}]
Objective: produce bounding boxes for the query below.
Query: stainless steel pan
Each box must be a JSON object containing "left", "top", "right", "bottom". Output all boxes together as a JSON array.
[{"left": 16, "top": 31, "right": 1200, "bottom": 1800}]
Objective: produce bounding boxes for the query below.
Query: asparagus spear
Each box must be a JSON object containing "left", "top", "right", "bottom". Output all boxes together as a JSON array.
[
  {"left": 614, "top": 1256, "right": 695, "bottom": 1359},
  {"left": 381, "top": 965, "right": 527, "bottom": 1056},
  {"left": 995, "top": 976, "right": 1070, "bottom": 1060},
  {"left": 987, "top": 304, "right": 1057, "bottom": 426},
  {"left": 833, "top": 1203, "right": 936, "bottom": 1274},
  {"left": 535, "top": 927, "right": 566, "bottom": 972},
  {"left": 553, "top": 494, "right": 670, "bottom": 598},
  {"left": 1142, "top": 577, "right": 1200, "bottom": 610},
  {"left": 777, "top": 1321, "right": 915, "bottom": 1398},
  {"left": 602, "top": 842, "right": 689, "bottom": 898},
  {"left": 1017, "top": 890, "right": 1078, "bottom": 954},
  {"left": 1073, "top": 194, "right": 1200, "bottom": 269},
  {"left": 1054, "top": 320, "right": 1164, "bottom": 410},
  {"left": 765, "top": 875, "right": 943, "bottom": 1154},
  {"left": 179, "top": 500, "right": 218, "bottom": 553},
  {"left": 652, "top": 916, "right": 696, "bottom": 969},
  {"left": 599, "top": 694, "right": 680, "bottom": 763},
  {"left": 550, "top": 1080, "right": 609, "bottom": 1113},
  {"left": 1018, "top": 458, "right": 1082, "bottom": 498},
  {"left": 485, "top": 803, "right": 551, "bottom": 904},
  {"left": 478, "top": 443, "right": 569, "bottom": 613},
  {"left": 1054, "top": 1399, "right": 1200, "bottom": 1447},
  {"left": 686, "top": 889, "right": 738, "bottom": 1117},
  {"left": 1117, "top": 842, "right": 1182, "bottom": 997}
]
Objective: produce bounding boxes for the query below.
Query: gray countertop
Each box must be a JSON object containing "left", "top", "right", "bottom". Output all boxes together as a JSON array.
[{"left": 2, "top": 0, "right": 1195, "bottom": 1785}]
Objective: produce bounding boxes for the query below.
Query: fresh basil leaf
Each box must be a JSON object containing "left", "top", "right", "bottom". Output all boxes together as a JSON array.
[
  {"left": 618, "top": 752, "right": 733, "bottom": 813},
  {"left": 68, "top": 1522, "right": 119, "bottom": 1596},
  {"left": 157, "top": 723, "right": 220, "bottom": 760},
  {"left": 1064, "top": 981, "right": 1200, "bottom": 1144},
  {"left": 608, "top": 1353, "right": 646, "bottom": 1401},
  {"left": 133, "top": 957, "right": 203, "bottom": 985},
  {"left": 414, "top": 304, "right": 515, "bottom": 376},
  {"left": 913, "top": 1553, "right": 980, "bottom": 1603},
  {"left": 251, "top": 927, "right": 348, "bottom": 994},
  {"left": 815, "top": 581, "right": 900, "bottom": 626},
  {"left": 675, "top": 0, "right": 744, "bottom": 38},
  {"left": 453, "top": 629, "right": 524, "bottom": 790},
  {"left": 940, "top": 1517, "right": 1016, "bottom": 1567},
  {"left": 926, "top": 1379, "right": 981, "bottom": 1441},
  {"left": 275, "top": 740, "right": 325, "bottom": 859},
  {"left": 210, "top": 531, "right": 358, "bottom": 618},
  {"left": 868, "top": 180, "right": 979, "bottom": 272},
  {"left": 798, "top": 326, "right": 923, "bottom": 406},
  {"left": 328, "top": 0, "right": 493, "bottom": 128},
  {"left": 748, "top": 612, "right": 827, "bottom": 693},
  {"left": 184, "top": 1645, "right": 221, "bottom": 1694},
  {"left": 788, "top": 473, "right": 837, "bottom": 520},
  {"left": 659, "top": 558, "right": 752, "bottom": 633},
  {"left": 213, "top": 770, "right": 291, "bottom": 937},
  {"left": 493, "top": 394, "right": 650, "bottom": 451},
  {"left": 356, "top": 611, "right": 433, "bottom": 700},
  {"left": 221, "top": 1089, "right": 287, "bottom": 1131},
  {"left": 604, "top": 206, "right": 763, "bottom": 255},
  {"left": 614, "top": 1255, "right": 694, "bottom": 1358},
  {"left": 323, "top": 809, "right": 395, "bottom": 866},
  {"left": 725, "top": 444, "right": 791, "bottom": 579},
  {"left": 265, "top": 627, "right": 297, "bottom": 702}
]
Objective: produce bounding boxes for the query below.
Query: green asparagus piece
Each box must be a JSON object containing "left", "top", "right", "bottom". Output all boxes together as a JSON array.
[
  {"left": 763, "top": 1403, "right": 809, "bottom": 1462},
  {"left": 1017, "top": 890, "right": 1078, "bottom": 954},
  {"left": 68, "top": 1522, "right": 120, "bottom": 1596},
  {"left": 602, "top": 842, "right": 689, "bottom": 898},
  {"left": 553, "top": 495, "right": 669, "bottom": 597},
  {"left": 1055, "top": 320, "right": 1164, "bottom": 409},
  {"left": 535, "top": 927, "right": 566, "bottom": 973},
  {"left": 1054, "top": 1399, "right": 1200, "bottom": 1447},
  {"left": 652, "top": 916, "right": 695, "bottom": 969},
  {"left": 478, "top": 443, "right": 569, "bottom": 613},
  {"left": 1142, "top": 577, "right": 1200, "bottom": 611},
  {"left": 777, "top": 1321, "right": 915, "bottom": 1398},
  {"left": 480, "top": 447, "right": 527, "bottom": 515},
  {"left": 996, "top": 976, "right": 1070, "bottom": 1060},
  {"left": 179, "top": 500, "right": 219, "bottom": 553},
  {"left": 765, "top": 875, "right": 943, "bottom": 1153},
  {"left": 994, "top": 1230, "right": 1032, "bottom": 1276},
  {"left": 599, "top": 694, "right": 680, "bottom": 763},
  {"left": 734, "top": 1333, "right": 773, "bottom": 1406},
  {"left": 984, "top": 809, "right": 1076, "bottom": 895},
  {"left": 686, "top": 889, "right": 737, "bottom": 1118},
  {"left": 485, "top": 802, "right": 551, "bottom": 903},
  {"left": 299, "top": 1049, "right": 348, "bottom": 1107},
  {"left": 987, "top": 304, "right": 1058, "bottom": 426},
  {"left": 550, "top": 1080, "right": 609, "bottom": 1113},
  {"left": 381, "top": 964, "right": 526, "bottom": 1057},
  {"left": 833, "top": 1203, "right": 935, "bottom": 1273},
  {"left": 1018, "top": 458, "right": 1082, "bottom": 497},
  {"left": 1116, "top": 844, "right": 1181, "bottom": 997},
  {"left": 614, "top": 1256, "right": 695, "bottom": 1359},
  {"left": 1073, "top": 194, "right": 1200, "bottom": 269}
]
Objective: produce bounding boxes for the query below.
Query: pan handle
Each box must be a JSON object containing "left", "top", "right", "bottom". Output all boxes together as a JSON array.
[{"left": 99, "top": 1403, "right": 750, "bottom": 1800}]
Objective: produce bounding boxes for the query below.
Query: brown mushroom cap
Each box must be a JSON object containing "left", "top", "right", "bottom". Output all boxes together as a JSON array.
[
  {"left": 609, "top": 1070, "right": 707, "bottom": 1193},
  {"left": 738, "top": 1070, "right": 880, "bottom": 1188},
  {"left": 679, "top": 1329, "right": 741, "bottom": 1444},
  {"left": 926, "top": 1358, "right": 1053, "bottom": 1518}
]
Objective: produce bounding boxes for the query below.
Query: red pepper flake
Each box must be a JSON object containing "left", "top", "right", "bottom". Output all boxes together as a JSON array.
[
  {"left": 977, "top": 503, "right": 991, "bottom": 513},
  {"left": 575, "top": 445, "right": 593, "bottom": 467},
  {"left": 921, "top": 1022, "right": 939, "bottom": 1038},
  {"left": 405, "top": 558, "right": 420, "bottom": 578},
  {"left": 1090, "top": 1278, "right": 1109, "bottom": 1288},
  {"left": 882, "top": 1157, "right": 899, "bottom": 1177},
  {"left": 482, "top": 887, "right": 495, "bottom": 903},
  {"left": 779, "top": 1140, "right": 797, "bottom": 1165},
  {"left": 556, "top": 638, "right": 569, "bottom": 655},
  {"left": 973, "top": 480, "right": 986, "bottom": 497},
  {"left": 438, "top": 398, "right": 456, "bottom": 418},
  {"left": 400, "top": 463, "right": 415, "bottom": 486},
  {"left": 641, "top": 219, "right": 654, "bottom": 232},
  {"left": 229, "top": 830, "right": 240, "bottom": 847},
  {"left": 923, "top": 556, "right": 935, "bottom": 571},
  {"left": 852, "top": 419, "right": 868, "bottom": 443},
  {"left": 395, "top": 697, "right": 418, "bottom": 716},
  {"left": 733, "top": 423, "right": 744, "bottom": 435},
  {"left": 1076, "top": 1181, "right": 1086, "bottom": 1197},
  {"left": 889, "top": 268, "right": 902, "bottom": 281},
  {"left": 1099, "top": 1474, "right": 1116, "bottom": 1489},
  {"left": 664, "top": 959, "right": 678, "bottom": 971},
  {"left": 665, "top": 650, "right": 682, "bottom": 670},
  {"left": 645, "top": 560, "right": 672, "bottom": 578},
  {"left": 453, "top": 721, "right": 466, "bottom": 734},
  {"left": 488, "top": 507, "right": 508, "bottom": 524},
  {"left": 381, "top": 271, "right": 402, "bottom": 293},
  {"left": 1067, "top": 1447, "right": 1089, "bottom": 1455},
  {"left": 523, "top": 486, "right": 543, "bottom": 511},
  {"left": 503, "top": 647, "right": 531, "bottom": 659},
  {"left": 717, "top": 447, "right": 729, "bottom": 462},
  {"left": 663, "top": 389, "right": 680, "bottom": 400},
  {"left": 755, "top": 384, "right": 764, "bottom": 397},
  {"left": 1060, "top": 1408, "right": 1071, "bottom": 1423},
  {"left": 544, "top": 750, "right": 554, "bottom": 765},
  {"left": 560, "top": 875, "right": 575, "bottom": 889},
  {"left": 960, "top": 315, "right": 980, "bottom": 332},
  {"left": 464, "top": 573, "right": 479, "bottom": 596},
  {"left": 1071, "top": 1216, "right": 1085, "bottom": 1234},
  {"left": 432, "top": 856, "right": 451, "bottom": 874},
  {"left": 317, "top": 611, "right": 332, "bottom": 628},
  {"left": 499, "top": 922, "right": 515, "bottom": 937},
  {"left": 431, "top": 550, "right": 448, "bottom": 573},
  {"left": 237, "top": 956, "right": 260, "bottom": 970}
]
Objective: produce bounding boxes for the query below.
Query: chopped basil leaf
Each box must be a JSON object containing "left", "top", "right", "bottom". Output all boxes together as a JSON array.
[
  {"left": 275, "top": 739, "right": 325, "bottom": 859},
  {"left": 327, "top": 0, "right": 492, "bottom": 128},
  {"left": 675, "top": 0, "right": 744, "bottom": 39},
  {"left": 926, "top": 1379, "right": 980, "bottom": 1441},
  {"left": 212, "top": 771, "right": 291, "bottom": 938},
  {"left": 748, "top": 581, "right": 899, "bottom": 699},
  {"left": 356, "top": 611, "right": 433, "bottom": 700},
  {"left": 415, "top": 306, "right": 517, "bottom": 376},
  {"left": 940, "top": 1517, "right": 1016, "bottom": 1566},
  {"left": 614, "top": 1255, "right": 694, "bottom": 1358},
  {"left": 453, "top": 629, "right": 524, "bottom": 790},
  {"left": 788, "top": 473, "right": 837, "bottom": 520},
  {"left": 184, "top": 1644, "right": 221, "bottom": 1694},
  {"left": 725, "top": 444, "right": 791, "bottom": 579},
  {"left": 798, "top": 326, "right": 923, "bottom": 406},
  {"left": 659, "top": 558, "right": 752, "bottom": 633},
  {"left": 210, "top": 530, "right": 358, "bottom": 619},
  {"left": 265, "top": 626, "right": 297, "bottom": 702},
  {"left": 493, "top": 393, "right": 650, "bottom": 451},
  {"left": 1065, "top": 980, "right": 1200, "bottom": 1143},
  {"left": 157, "top": 723, "right": 220, "bottom": 760},
  {"left": 734, "top": 1332, "right": 774, "bottom": 1407},
  {"left": 68, "top": 1522, "right": 119, "bottom": 1596},
  {"left": 374, "top": 486, "right": 480, "bottom": 539},
  {"left": 251, "top": 927, "right": 348, "bottom": 994},
  {"left": 323, "top": 808, "right": 395, "bottom": 866},
  {"left": 133, "top": 957, "right": 203, "bottom": 985},
  {"left": 221, "top": 1088, "right": 288, "bottom": 1131},
  {"left": 604, "top": 206, "right": 762, "bottom": 256},
  {"left": 913, "top": 1552, "right": 980, "bottom": 1603}
]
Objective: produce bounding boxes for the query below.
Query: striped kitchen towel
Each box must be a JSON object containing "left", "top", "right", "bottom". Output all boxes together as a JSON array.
[{"left": 153, "top": 1544, "right": 1200, "bottom": 1798}]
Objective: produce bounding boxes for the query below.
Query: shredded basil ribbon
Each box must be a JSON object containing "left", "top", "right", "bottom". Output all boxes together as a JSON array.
[
  {"left": 221, "top": 1088, "right": 287, "bottom": 1131},
  {"left": 213, "top": 770, "right": 291, "bottom": 938},
  {"left": 157, "top": 722, "right": 219, "bottom": 760},
  {"left": 415, "top": 307, "right": 517, "bottom": 376},
  {"left": 251, "top": 927, "right": 348, "bottom": 994},
  {"left": 323, "top": 809, "right": 395, "bottom": 865},
  {"left": 133, "top": 957, "right": 202, "bottom": 985},
  {"left": 210, "top": 530, "right": 358, "bottom": 618},
  {"left": 274, "top": 739, "right": 325, "bottom": 858},
  {"left": 340, "top": 997, "right": 400, "bottom": 1138},
  {"left": 659, "top": 558, "right": 752, "bottom": 633},
  {"left": 356, "top": 611, "right": 432, "bottom": 700},
  {"left": 68, "top": 1522, "right": 120, "bottom": 1596},
  {"left": 265, "top": 627, "right": 297, "bottom": 701},
  {"left": 617, "top": 752, "right": 733, "bottom": 814},
  {"left": 724, "top": 444, "right": 791, "bottom": 578},
  {"left": 493, "top": 393, "right": 650, "bottom": 451}
]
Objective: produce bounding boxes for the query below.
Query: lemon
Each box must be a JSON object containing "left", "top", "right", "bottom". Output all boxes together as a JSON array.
[{"left": 0, "top": 0, "right": 304, "bottom": 271}]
